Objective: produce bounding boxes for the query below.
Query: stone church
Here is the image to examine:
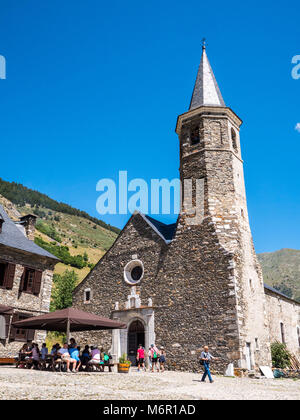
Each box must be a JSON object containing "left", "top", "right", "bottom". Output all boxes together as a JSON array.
[{"left": 73, "top": 46, "right": 300, "bottom": 372}]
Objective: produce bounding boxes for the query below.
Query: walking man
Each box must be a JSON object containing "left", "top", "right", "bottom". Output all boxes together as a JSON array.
[{"left": 200, "top": 345, "right": 216, "bottom": 383}]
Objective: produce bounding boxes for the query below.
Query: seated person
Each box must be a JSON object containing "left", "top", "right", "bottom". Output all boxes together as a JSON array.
[
  {"left": 41, "top": 343, "right": 48, "bottom": 360},
  {"left": 89, "top": 346, "right": 101, "bottom": 364},
  {"left": 31, "top": 343, "right": 41, "bottom": 369},
  {"left": 51, "top": 343, "right": 60, "bottom": 356},
  {"left": 69, "top": 338, "right": 77, "bottom": 349},
  {"left": 25, "top": 341, "right": 33, "bottom": 358},
  {"left": 58, "top": 343, "right": 76, "bottom": 373},
  {"left": 69, "top": 346, "right": 81, "bottom": 372},
  {"left": 103, "top": 352, "right": 110, "bottom": 364},
  {"left": 81, "top": 345, "right": 91, "bottom": 365},
  {"left": 19, "top": 344, "right": 28, "bottom": 362}
]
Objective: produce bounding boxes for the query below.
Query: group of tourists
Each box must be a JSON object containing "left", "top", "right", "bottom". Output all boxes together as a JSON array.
[
  {"left": 50, "top": 339, "right": 112, "bottom": 372},
  {"left": 136, "top": 344, "right": 166, "bottom": 372},
  {"left": 17, "top": 338, "right": 112, "bottom": 373},
  {"left": 17, "top": 339, "right": 216, "bottom": 382},
  {"left": 137, "top": 343, "right": 216, "bottom": 382}
]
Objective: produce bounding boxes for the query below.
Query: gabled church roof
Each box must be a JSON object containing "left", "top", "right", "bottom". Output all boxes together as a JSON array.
[
  {"left": 0, "top": 204, "right": 58, "bottom": 260},
  {"left": 189, "top": 44, "right": 225, "bottom": 110},
  {"left": 139, "top": 213, "right": 177, "bottom": 244}
]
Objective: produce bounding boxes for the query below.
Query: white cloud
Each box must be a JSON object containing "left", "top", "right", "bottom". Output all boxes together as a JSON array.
[{"left": 295, "top": 123, "right": 300, "bottom": 133}]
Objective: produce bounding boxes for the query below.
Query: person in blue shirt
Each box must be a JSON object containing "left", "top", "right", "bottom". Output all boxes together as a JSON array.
[
  {"left": 69, "top": 346, "right": 81, "bottom": 372},
  {"left": 200, "top": 346, "right": 216, "bottom": 383},
  {"left": 41, "top": 343, "right": 48, "bottom": 360}
]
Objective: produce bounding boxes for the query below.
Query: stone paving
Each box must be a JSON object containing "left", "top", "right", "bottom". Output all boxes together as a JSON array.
[{"left": 0, "top": 366, "right": 299, "bottom": 400}]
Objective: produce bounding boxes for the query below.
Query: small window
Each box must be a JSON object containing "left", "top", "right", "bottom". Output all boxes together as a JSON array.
[
  {"left": 84, "top": 289, "right": 91, "bottom": 303},
  {"left": 249, "top": 279, "right": 252, "bottom": 289},
  {"left": 255, "top": 338, "right": 259, "bottom": 350},
  {"left": 280, "top": 322, "right": 285, "bottom": 344},
  {"left": 19, "top": 268, "right": 42, "bottom": 295},
  {"left": 231, "top": 128, "right": 238, "bottom": 153},
  {"left": 15, "top": 315, "right": 28, "bottom": 341},
  {"left": 0, "top": 263, "right": 6, "bottom": 287},
  {"left": 297, "top": 327, "right": 300, "bottom": 348},
  {"left": 130, "top": 297, "right": 136, "bottom": 308},
  {"left": 23, "top": 269, "right": 35, "bottom": 293},
  {"left": 131, "top": 266, "right": 143, "bottom": 282},
  {"left": 241, "top": 209, "right": 244, "bottom": 218},
  {"left": 124, "top": 260, "right": 144, "bottom": 285},
  {"left": 190, "top": 126, "right": 200, "bottom": 145}
]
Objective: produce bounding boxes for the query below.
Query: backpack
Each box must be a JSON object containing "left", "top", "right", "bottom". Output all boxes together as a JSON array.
[
  {"left": 199, "top": 352, "right": 207, "bottom": 365},
  {"left": 153, "top": 351, "right": 158, "bottom": 359},
  {"left": 104, "top": 354, "right": 109, "bottom": 362}
]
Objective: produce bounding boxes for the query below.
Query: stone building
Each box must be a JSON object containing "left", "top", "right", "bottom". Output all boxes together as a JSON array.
[
  {"left": 0, "top": 204, "right": 58, "bottom": 358},
  {"left": 265, "top": 285, "right": 300, "bottom": 356},
  {"left": 73, "top": 45, "right": 300, "bottom": 372}
]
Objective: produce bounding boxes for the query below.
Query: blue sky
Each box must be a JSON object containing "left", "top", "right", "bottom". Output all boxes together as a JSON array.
[{"left": 0, "top": 0, "right": 299, "bottom": 253}]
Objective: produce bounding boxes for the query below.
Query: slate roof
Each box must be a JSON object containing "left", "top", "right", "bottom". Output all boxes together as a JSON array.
[
  {"left": 0, "top": 204, "right": 58, "bottom": 260},
  {"left": 264, "top": 283, "right": 300, "bottom": 305},
  {"left": 140, "top": 213, "right": 177, "bottom": 244},
  {"left": 189, "top": 45, "right": 225, "bottom": 110}
]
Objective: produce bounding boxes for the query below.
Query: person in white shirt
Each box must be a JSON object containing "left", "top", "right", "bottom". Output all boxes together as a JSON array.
[{"left": 58, "top": 343, "right": 76, "bottom": 373}]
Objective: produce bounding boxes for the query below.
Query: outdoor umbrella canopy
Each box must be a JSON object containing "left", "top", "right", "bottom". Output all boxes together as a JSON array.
[{"left": 13, "top": 307, "right": 126, "bottom": 341}]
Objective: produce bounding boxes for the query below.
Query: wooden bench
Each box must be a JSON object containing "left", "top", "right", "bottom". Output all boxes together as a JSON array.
[
  {"left": 0, "top": 357, "right": 16, "bottom": 365},
  {"left": 85, "top": 362, "right": 114, "bottom": 372},
  {"left": 102, "top": 363, "right": 114, "bottom": 373},
  {"left": 16, "top": 359, "right": 33, "bottom": 369}
]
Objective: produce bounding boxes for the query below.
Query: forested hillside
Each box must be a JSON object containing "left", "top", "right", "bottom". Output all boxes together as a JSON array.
[
  {"left": 258, "top": 249, "right": 300, "bottom": 302},
  {"left": 0, "top": 180, "right": 119, "bottom": 283},
  {"left": 0, "top": 177, "right": 120, "bottom": 234}
]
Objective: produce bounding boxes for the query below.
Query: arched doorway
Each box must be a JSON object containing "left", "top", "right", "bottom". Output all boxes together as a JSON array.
[{"left": 127, "top": 320, "right": 145, "bottom": 366}]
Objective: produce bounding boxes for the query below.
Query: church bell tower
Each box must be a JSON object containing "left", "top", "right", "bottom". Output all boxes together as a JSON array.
[{"left": 173, "top": 42, "right": 271, "bottom": 370}]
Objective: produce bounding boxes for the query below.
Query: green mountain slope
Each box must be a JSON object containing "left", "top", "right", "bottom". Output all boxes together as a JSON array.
[
  {"left": 258, "top": 249, "right": 300, "bottom": 302},
  {"left": 0, "top": 177, "right": 120, "bottom": 234},
  {"left": 0, "top": 183, "right": 119, "bottom": 283}
]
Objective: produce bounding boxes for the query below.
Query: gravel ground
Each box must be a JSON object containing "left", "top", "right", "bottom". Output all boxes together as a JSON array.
[{"left": 0, "top": 366, "right": 299, "bottom": 400}]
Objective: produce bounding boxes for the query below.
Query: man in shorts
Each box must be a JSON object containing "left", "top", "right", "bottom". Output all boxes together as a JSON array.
[
  {"left": 137, "top": 344, "right": 145, "bottom": 372},
  {"left": 58, "top": 343, "right": 77, "bottom": 373}
]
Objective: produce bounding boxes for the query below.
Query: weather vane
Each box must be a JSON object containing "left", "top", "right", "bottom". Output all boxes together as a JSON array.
[{"left": 202, "top": 38, "right": 207, "bottom": 50}]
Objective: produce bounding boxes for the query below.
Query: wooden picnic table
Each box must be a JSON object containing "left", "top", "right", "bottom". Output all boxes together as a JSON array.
[{"left": 15, "top": 354, "right": 115, "bottom": 373}]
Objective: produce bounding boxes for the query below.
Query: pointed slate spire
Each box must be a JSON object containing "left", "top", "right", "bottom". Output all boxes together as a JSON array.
[{"left": 189, "top": 41, "right": 225, "bottom": 110}]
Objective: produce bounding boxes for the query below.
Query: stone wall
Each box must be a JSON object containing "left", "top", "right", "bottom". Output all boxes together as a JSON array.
[
  {"left": 265, "top": 288, "right": 300, "bottom": 357},
  {"left": 72, "top": 214, "right": 169, "bottom": 356},
  {"left": 0, "top": 245, "right": 55, "bottom": 357}
]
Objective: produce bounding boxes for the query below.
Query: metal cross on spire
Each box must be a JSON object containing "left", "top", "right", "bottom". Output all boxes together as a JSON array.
[{"left": 201, "top": 38, "right": 207, "bottom": 50}]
